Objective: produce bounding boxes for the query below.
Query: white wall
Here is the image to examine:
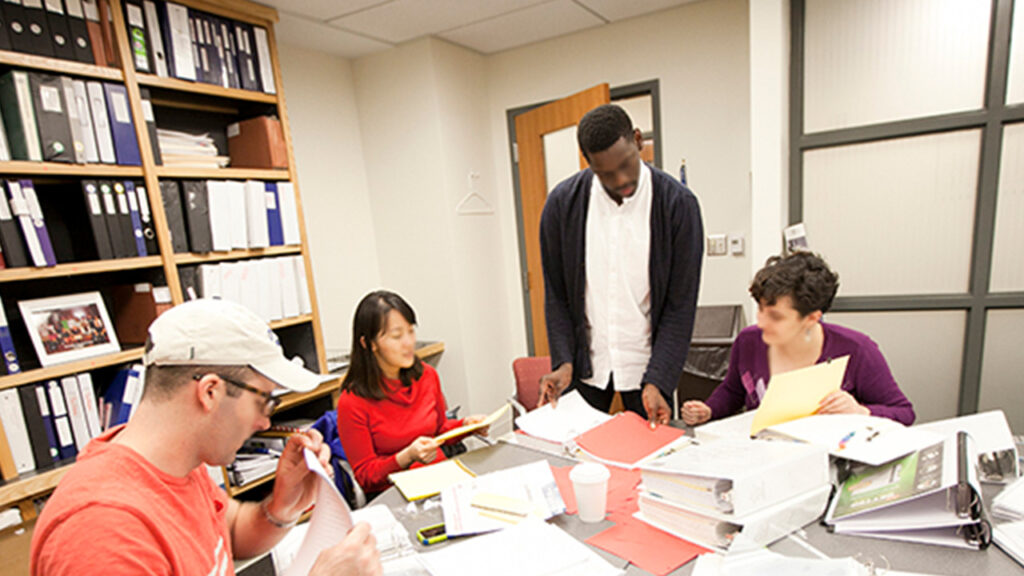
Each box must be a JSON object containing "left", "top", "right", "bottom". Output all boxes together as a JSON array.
[
  {"left": 276, "top": 44, "right": 380, "bottom": 356},
  {"left": 486, "top": 0, "right": 754, "bottom": 354}
]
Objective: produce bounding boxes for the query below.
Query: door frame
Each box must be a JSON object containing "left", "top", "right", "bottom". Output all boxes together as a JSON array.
[{"left": 507, "top": 80, "right": 663, "bottom": 354}]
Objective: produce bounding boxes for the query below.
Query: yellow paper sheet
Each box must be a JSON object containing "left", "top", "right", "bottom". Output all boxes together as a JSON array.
[
  {"left": 749, "top": 355, "right": 850, "bottom": 436},
  {"left": 389, "top": 458, "right": 476, "bottom": 501},
  {"left": 433, "top": 403, "right": 511, "bottom": 443}
]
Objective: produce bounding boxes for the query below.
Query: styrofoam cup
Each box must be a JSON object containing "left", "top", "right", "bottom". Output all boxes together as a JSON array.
[{"left": 570, "top": 462, "right": 610, "bottom": 523}]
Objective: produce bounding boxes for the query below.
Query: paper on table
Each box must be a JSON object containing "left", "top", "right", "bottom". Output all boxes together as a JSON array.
[
  {"left": 389, "top": 458, "right": 476, "bottom": 501},
  {"left": 433, "top": 403, "right": 510, "bottom": 443},
  {"left": 586, "top": 515, "right": 708, "bottom": 576},
  {"left": 282, "top": 449, "right": 353, "bottom": 576},
  {"left": 419, "top": 517, "right": 623, "bottom": 576},
  {"left": 758, "top": 414, "right": 943, "bottom": 466},
  {"left": 514, "top": 390, "right": 612, "bottom": 443},
  {"left": 994, "top": 520, "right": 1024, "bottom": 567},
  {"left": 574, "top": 411, "right": 689, "bottom": 469},
  {"left": 693, "top": 410, "right": 756, "bottom": 442},
  {"left": 441, "top": 460, "right": 565, "bottom": 536},
  {"left": 749, "top": 355, "right": 849, "bottom": 436},
  {"left": 993, "top": 475, "right": 1024, "bottom": 521},
  {"left": 550, "top": 464, "right": 577, "bottom": 514}
]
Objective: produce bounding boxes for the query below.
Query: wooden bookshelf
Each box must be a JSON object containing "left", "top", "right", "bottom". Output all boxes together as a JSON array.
[
  {"left": 0, "top": 161, "right": 144, "bottom": 177},
  {"left": 137, "top": 73, "right": 278, "bottom": 104},
  {"left": 0, "top": 50, "right": 123, "bottom": 81},
  {"left": 0, "top": 348, "right": 145, "bottom": 392},
  {"left": 173, "top": 245, "right": 302, "bottom": 264},
  {"left": 0, "top": 467, "right": 70, "bottom": 512},
  {"left": 0, "top": 257, "right": 163, "bottom": 283},
  {"left": 269, "top": 314, "right": 313, "bottom": 330},
  {"left": 154, "top": 167, "right": 291, "bottom": 180}
]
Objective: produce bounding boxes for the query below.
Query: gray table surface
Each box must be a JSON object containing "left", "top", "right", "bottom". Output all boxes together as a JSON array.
[{"left": 371, "top": 440, "right": 1024, "bottom": 575}]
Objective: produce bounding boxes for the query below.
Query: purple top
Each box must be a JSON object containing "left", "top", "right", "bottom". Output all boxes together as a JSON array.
[{"left": 704, "top": 322, "right": 915, "bottom": 425}]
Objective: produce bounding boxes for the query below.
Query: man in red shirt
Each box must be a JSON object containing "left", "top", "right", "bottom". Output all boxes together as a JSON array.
[{"left": 31, "top": 299, "right": 380, "bottom": 576}]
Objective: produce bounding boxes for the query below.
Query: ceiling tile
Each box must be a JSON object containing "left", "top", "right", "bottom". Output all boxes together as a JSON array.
[
  {"left": 439, "top": 0, "right": 602, "bottom": 54},
  {"left": 577, "top": 0, "right": 696, "bottom": 22},
  {"left": 275, "top": 12, "right": 393, "bottom": 59},
  {"left": 328, "top": 0, "right": 540, "bottom": 44},
  {"left": 256, "top": 0, "right": 391, "bottom": 21}
]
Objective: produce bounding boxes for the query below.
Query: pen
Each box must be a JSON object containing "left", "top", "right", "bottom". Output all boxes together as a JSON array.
[{"left": 838, "top": 430, "right": 856, "bottom": 450}]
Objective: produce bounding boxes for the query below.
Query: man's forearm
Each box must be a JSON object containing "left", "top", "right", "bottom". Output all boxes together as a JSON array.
[{"left": 229, "top": 498, "right": 295, "bottom": 560}]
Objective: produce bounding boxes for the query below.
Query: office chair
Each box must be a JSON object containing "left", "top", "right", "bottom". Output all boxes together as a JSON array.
[
  {"left": 310, "top": 410, "right": 366, "bottom": 509},
  {"left": 510, "top": 356, "right": 551, "bottom": 421}
]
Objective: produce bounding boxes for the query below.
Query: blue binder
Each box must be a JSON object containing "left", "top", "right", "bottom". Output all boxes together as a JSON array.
[
  {"left": 32, "top": 384, "right": 60, "bottom": 461},
  {"left": 0, "top": 293, "right": 20, "bottom": 374},
  {"left": 19, "top": 179, "right": 57, "bottom": 266},
  {"left": 102, "top": 83, "right": 141, "bottom": 166},
  {"left": 124, "top": 181, "right": 147, "bottom": 257},
  {"left": 265, "top": 182, "right": 283, "bottom": 246},
  {"left": 46, "top": 380, "right": 78, "bottom": 461}
]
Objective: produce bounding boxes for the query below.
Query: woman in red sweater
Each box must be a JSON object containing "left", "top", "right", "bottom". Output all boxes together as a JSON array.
[{"left": 337, "top": 290, "right": 488, "bottom": 495}]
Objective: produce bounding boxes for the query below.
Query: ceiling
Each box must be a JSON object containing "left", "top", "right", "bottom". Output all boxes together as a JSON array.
[{"left": 258, "top": 0, "right": 698, "bottom": 59}]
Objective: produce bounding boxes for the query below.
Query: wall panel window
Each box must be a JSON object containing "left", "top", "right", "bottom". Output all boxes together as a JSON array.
[
  {"left": 793, "top": 0, "right": 1024, "bottom": 420},
  {"left": 804, "top": 0, "right": 990, "bottom": 132},
  {"left": 803, "top": 131, "right": 979, "bottom": 296}
]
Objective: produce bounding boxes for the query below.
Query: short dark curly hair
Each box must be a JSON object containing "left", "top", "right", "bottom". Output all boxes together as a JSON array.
[
  {"left": 577, "top": 104, "right": 634, "bottom": 160},
  {"left": 749, "top": 252, "right": 839, "bottom": 316}
]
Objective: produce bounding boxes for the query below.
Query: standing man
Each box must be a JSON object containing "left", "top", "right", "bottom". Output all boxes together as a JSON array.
[
  {"left": 538, "top": 104, "right": 704, "bottom": 425},
  {"left": 31, "top": 299, "right": 381, "bottom": 576}
]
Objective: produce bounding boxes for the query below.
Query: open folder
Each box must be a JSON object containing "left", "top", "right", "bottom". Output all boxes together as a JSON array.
[
  {"left": 749, "top": 355, "right": 849, "bottom": 435},
  {"left": 433, "top": 403, "right": 510, "bottom": 443},
  {"left": 825, "top": 432, "right": 992, "bottom": 550}
]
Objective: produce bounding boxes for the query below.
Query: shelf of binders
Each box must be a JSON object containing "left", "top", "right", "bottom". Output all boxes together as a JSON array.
[
  {"left": 154, "top": 167, "right": 290, "bottom": 180},
  {"left": 0, "top": 256, "right": 164, "bottom": 283},
  {"left": 0, "top": 50, "right": 123, "bottom": 82},
  {"left": 0, "top": 162, "right": 144, "bottom": 178},
  {"left": 173, "top": 245, "right": 301, "bottom": 265},
  {"left": 0, "top": 347, "right": 145, "bottom": 392},
  {"left": 136, "top": 73, "right": 277, "bottom": 104}
]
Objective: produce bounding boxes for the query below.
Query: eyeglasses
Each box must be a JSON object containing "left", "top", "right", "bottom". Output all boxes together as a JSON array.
[{"left": 194, "top": 374, "right": 281, "bottom": 416}]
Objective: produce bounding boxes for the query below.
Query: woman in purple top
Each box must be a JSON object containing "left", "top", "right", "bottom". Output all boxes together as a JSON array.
[{"left": 681, "top": 252, "right": 915, "bottom": 426}]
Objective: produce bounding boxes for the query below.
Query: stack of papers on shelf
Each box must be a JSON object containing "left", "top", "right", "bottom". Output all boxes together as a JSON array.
[
  {"left": 389, "top": 459, "right": 476, "bottom": 501},
  {"left": 441, "top": 460, "right": 565, "bottom": 536},
  {"left": 227, "top": 452, "right": 278, "bottom": 487},
  {"left": 914, "top": 410, "right": 1019, "bottom": 483},
  {"left": 749, "top": 355, "right": 849, "bottom": 435},
  {"left": 157, "top": 129, "right": 229, "bottom": 168},
  {"left": 824, "top": 434, "right": 991, "bottom": 549},
  {"left": 574, "top": 411, "right": 690, "bottom": 469},
  {"left": 513, "top": 390, "right": 612, "bottom": 444},
  {"left": 639, "top": 438, "right": 828, "bottom": 516},
  {"left": 419, "top": 518, "right": 623, "bottom": 576},
  {"left": 756, "top": 413, "right": 942, "bottom": 466}
]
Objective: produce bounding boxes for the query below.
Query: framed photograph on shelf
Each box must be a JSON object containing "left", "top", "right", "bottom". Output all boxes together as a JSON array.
[{"left": 18, "top": 292, "right": 121, "bottom": 367}]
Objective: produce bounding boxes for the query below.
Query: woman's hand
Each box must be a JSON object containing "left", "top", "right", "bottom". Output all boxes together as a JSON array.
[
  {"left": 681, "top": 400, "right": 712, "bottom": 426},
  {"left": 397, "top": 436, "right": 438, "bottom": 468},
  {"left": 462, "top": 414, "right": 490, "bottom": 437},
  {"left": 817, "top": 390, "right": 870, "bottom": 416}
]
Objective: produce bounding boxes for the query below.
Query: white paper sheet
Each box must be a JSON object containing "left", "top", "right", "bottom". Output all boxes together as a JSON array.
[
  {"left": 281, "top": 449, "right": 354, "bottom": 576},
  {"left": 419, "top": 518, "right": 622, "bottom": 576},
  {"left": 441, "top": 460, "right": 565, "bottom": 537},
  {"left": 760, "top": 414, "right": 943, "bottom": 466},
  {"left": 514, "top": 390, "right": 612, "bottom": 444}
]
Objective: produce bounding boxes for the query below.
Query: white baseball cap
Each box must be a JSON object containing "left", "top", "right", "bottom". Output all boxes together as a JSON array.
[{"left": 144, "top": 299, "right": 319, "bottom": 393}]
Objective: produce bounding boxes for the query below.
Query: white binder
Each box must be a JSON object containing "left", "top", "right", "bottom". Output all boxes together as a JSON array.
[
  {"left": 0, "top": 388, "right": 36, "bottom": 474},
  {"left": 61, "top": 375, "right": 92, "bottom": 452},
  {"left": 86, "top": 81, "right": 116, "bottom": 164}
]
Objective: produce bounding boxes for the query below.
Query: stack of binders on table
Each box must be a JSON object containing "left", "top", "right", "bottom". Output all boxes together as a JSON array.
[{"left": 634, "top": 438, "right": 831, "bottom": 553}]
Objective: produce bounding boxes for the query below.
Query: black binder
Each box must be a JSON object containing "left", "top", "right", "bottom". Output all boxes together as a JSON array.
[
  {"left": 43, "top": 0, "right": 74, "bottom": 60},
  {"left": 134, "top": 181, "right": 158, "bottom": 255},
  {"left": 0, "top": 3, "right": 11, "bottom": 50},
  {"left": 112, "top": 181, "right": 137, "bottom": 257},
  {"left": 28, "top": 72, "right": 74, "bottom": 163},
  {"left": 3, "top": 0, "right": 33, "bottom": 54},
  {"left": 182, "top": 180, "right": 211, "bottom": 253},
  {"left": 62, "top": 0, "right": 94, "bottom": 63},
  {"left": 122, "top": 0, "right": 149, "bottom": 72},
  {"left": 0, "top": 180, "right": 29, "bottom": 267},
  {"left": 17, "top": 385, "right": 55, "bottom": 468},
  {"left": 81, "top": 180, "right": 114, "bottom": 259},
  {"left": 138, "top": 87, "right": 161, "bottom": 165},
  {"left": 98, "top": 180, "right": 131, "bottom": 258},
  {"left": 21, "top": 0, "right": 53, "bottom": 56},
  {"left": 234, "top": 21, "right": 259, "bottom": 92},
  {"left": 159, "top": 180, "right": 189, "bottom": 253}
]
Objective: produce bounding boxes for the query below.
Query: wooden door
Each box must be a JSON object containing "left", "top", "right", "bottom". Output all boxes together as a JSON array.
[{"left": 514, "top": 84, "right": 610, "bottom": 355}]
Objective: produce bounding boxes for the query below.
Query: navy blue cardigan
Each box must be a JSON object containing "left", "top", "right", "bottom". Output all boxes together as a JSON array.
[{"left": 539, "top": 164, "right": 704, "bottom": 397}]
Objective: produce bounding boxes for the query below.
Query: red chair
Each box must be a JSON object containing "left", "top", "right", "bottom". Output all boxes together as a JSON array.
[{"left": 511, "top": 356, "right": 551, "bottom": 415}]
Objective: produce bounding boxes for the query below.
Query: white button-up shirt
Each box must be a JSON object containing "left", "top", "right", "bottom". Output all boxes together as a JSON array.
[{"left": 582, "top": 162, "right": 652, "bottom": 392}]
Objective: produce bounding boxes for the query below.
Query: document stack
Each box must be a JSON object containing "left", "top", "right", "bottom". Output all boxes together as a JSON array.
[
  {"left": 227, "top": 449, "right": 278, "bottom": 487},
  {"left": 634, "top": 438, "right": 831, "bottom": 553},
  {"left": 156, "top": 128, "right": 227, "bottom": 168},
  {"left": 992, "top": 476, "right": 1024, "bottom": 566}
]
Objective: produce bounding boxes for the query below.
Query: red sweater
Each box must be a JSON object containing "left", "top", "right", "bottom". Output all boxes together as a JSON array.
[{"left": 336, "top": 364, "right": 464, "bottom": 493}]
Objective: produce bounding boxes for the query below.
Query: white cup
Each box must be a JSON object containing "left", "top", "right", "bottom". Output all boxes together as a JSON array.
[{"left": 570, "top": 462, "right": 610, "bottom": 523}]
